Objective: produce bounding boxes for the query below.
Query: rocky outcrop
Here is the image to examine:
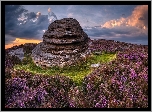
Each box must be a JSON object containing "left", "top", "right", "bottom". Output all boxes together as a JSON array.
[
  {"left": 31, "top": 18, "right": 91, "bottom": 68},
  {"left": 8, "top": 48, "right": 24, "bottom": 61}
]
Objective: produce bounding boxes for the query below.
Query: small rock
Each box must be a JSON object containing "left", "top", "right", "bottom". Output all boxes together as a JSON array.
[
  {"left": 91, "top": 63, "right": 101, "bottom": 68},
  {"left": 8, "top": 48, "right": 24, "bottom": 61},
  {"left": 94, "top": 51, "right": 102, "bottom": 55}
]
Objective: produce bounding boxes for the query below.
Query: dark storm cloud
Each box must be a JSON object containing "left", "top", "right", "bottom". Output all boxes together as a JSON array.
[
  {"left": 5, "top": 5, "right": 27, "bottom": 16},
  {"left": 120, "top": 34, "right": 147, "bottom": 42},
  {"left": 14, "top": 15, "right": 49, "bottom": 38},
  {"left": 25, "top": 12, "right": 37, "bottom": 20},
  {"left": 84, "top": 26, "right": 148, "bottom": 45},
  {"left": 5, "top": 5, "right": 27, "bottom": 32},
  {"left": 109, "top": 34, "right": 148, "bottom": 45},
  {"left": 5, "top": 5, "right": 148, "bottom": 46},
  {"left": 5, "top": 35, "right": 15, "bottom": 44},
  {"left": 84, "top": 26, "right": 140, "bottom": 37},
  {"left": 84, "top": 27, "right": 112, "bottom": 37},
  {"left": 110, "top": 26, "right": 141, "bottom": 35},
  {"left": 66, "top": 5, "right": 137, "bottom": 25},
  {"left": 5, "top": 5, "right": 49, "bottom": 44},
  {"left": 36, "top": 15, "right": 49, "bottom": 25}
]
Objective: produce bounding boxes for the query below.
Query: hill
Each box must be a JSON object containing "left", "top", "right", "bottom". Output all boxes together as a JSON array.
[{"left": 5, "top": 39, "right": 148, "bottom": 108}]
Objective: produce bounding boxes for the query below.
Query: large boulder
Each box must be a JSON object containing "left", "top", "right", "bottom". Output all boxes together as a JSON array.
[{"left": 31, "top": 18, "right": 91, "bottom": 68}]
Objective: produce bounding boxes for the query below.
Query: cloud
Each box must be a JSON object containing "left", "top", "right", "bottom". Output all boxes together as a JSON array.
[
  {"left": 48, "top": 7, "right": 51, "bottom": 12},
  {"left": 48, "top": 8, "right": 57, "bottom": 23},
  {"left": 5, "top": 35, "right": 16, "bottom": 45},
  {"left": 5, "top": 5, "right": 27, "bottom": 33},
  {"left": 102, "top": 5, "right": 148, "bottom": 32},
  {"left": 84, "top": 26, "right": 140, "bottom": 37},
  {"left": 96, "top": 5, "right": 148, "bottom": 44},
  {"left": 25, "top": 12, "right": 37, "bottom": 20},
  {"left": 138, "top": 16, "right": 145, "bottom": 20},
  {"left": 5, "top": 5, "right": 148, "bottom": 46},
  {"left": 5, "top": 5, "right": 50, "bottom": 44},
  {"left": 36, "top": 12, "right": 41, "bottom": 17},
  {"left": 67, "top": 13, "right": 73, "bottom": 18},
  {"left": 10, "top": 14, "right": 49, "bottom": 38},
  {"left": 83, "top": 25, "right": 148, "bottom": 45},
  {"left": 129, "top": 5, "right": 148, "bottom": 28}
]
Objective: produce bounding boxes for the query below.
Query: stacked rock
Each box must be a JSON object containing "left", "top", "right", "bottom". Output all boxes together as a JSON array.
[{"left": 31, "top": 18, "right": 91, "bottom": 68}]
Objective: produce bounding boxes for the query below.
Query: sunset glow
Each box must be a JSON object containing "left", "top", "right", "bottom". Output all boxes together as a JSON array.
[
  {"left": 5, "top": 38, "right": 42, "bottom": 49},
  {"left": 102, "top": 5, "right": 148, "bottom": 30},
  {"left": 5, "top": 5, "right": 148, "bottom": 46}
]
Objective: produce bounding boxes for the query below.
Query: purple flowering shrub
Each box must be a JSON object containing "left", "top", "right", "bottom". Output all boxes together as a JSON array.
[
  {"left": 5, "top": 55, "right": 22, "bottom": 80},
  {"left": 5, "top": 43, "right": 37, "bottom": 79},
  {"left": 81, "top": 47, "right": 148, "bottom": 108},
  {"left": 5, "top": 69, "right": 75, "bottom": 108},
  {"left": 5, "top": 55, "right": 22, "bottom": 69},
  {"left": 82, "top": 61, "right": 148, "bottom": 108},
  {"left": 5, "top": 40, "right": 148, "bottom": 108},
  {"left": 5, "top": 77, "right": 30, "bottom": 108},
  {"left": 37, "top": 74, "right": 75, "bottom": 108},
  {"left": 68, "top": 86, "right": 90, "bottom": 108},
  {"left": 67, "top": 39, "right": 148, "bottom": 108}
]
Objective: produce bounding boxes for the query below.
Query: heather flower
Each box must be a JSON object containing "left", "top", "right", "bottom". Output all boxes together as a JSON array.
[
  {"left": 5, "top": 39, "right": 148, "bottom": 108},
  {"left": 129, "top": 69, "right": 137, "bottom": 79},
  {"left": 95, "top": 95, "right": 108, "bottom": 108}
]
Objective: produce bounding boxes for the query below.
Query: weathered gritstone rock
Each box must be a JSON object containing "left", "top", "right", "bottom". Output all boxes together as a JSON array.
[
  {"left": 8, "top": 48, "right": 24, "bottom": 61},
  {"left": 32, "top": 18, "right": 91, "bottom": 68}
]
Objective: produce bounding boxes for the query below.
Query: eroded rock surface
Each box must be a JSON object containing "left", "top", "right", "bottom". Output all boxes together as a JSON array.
[
  {"left": 8, "top": 48, "right": 24, "bottom": 61},
  {"left": 31, "top": 18, "right": 91, "bottom": 68}
]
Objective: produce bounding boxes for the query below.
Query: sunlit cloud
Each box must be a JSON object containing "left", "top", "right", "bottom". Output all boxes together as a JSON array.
[
  {"left": 48, "top": 7, "right": 51, "bottom": 12},
  {"left": 5, "top": 5, "right": 148, "bottom": 46},
  {"left": 102, "top": 5, "right": 148, "bottom": 34},
  {"left": 18, "top": 17, "right": 27, "bottom": 21},
  {"left": 67, "top": 13, "right": 73, "bottom": 18},
  {"left": 48, "top": 7, "right": 57, "bottom": 23},
  {"left": 37, "top": 12, "right": 41, "bottom": 16},
  {"left": 17, "top": 14, "right": 28, "bottom": 25},
  {"left": 36, "top": 12, "right": 41, "bottom": 18}
]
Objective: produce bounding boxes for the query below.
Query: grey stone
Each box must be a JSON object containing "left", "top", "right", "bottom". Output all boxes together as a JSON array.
[
  {"left": 94, "top": 51, "right": 102, "bottom": 55},
  {"left": 91, "top": 63, "right": 101, "bottom": 68},
  {"left": 8, "top": 48, "right": 24, "bottom": 61},
  {"left": 31, "top": 18, "right": 91, "bottom": 68}
]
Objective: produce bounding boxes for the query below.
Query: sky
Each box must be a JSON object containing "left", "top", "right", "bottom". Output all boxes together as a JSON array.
[{"left": 5, "top": 5, "right": 148, "bottom": 49}]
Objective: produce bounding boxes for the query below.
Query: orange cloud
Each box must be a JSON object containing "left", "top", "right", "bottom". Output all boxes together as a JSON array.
[
  {"left": 5, "top": 38, "right": 42, "bottom": 49},
  {"left": 48, "top": 8, "right": 51, "bottom": 12},
  {"left": 36, "top": 12, "right": 41, "bottom": 18},
  {"left": 102, "top": 5, "right": 148, "bottom": 31}
]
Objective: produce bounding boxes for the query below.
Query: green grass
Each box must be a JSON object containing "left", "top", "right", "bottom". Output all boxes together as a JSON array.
[{"left": 14, "top": 52, "right": 116, "bottom": 85}]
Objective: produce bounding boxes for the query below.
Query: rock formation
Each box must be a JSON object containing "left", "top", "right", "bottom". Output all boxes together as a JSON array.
[
  {"left": 31, "top": 18, "right": 91, "bottom": 68},
  {"left": 8, "top": 48, "right": 24, "bottom": 61}
]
